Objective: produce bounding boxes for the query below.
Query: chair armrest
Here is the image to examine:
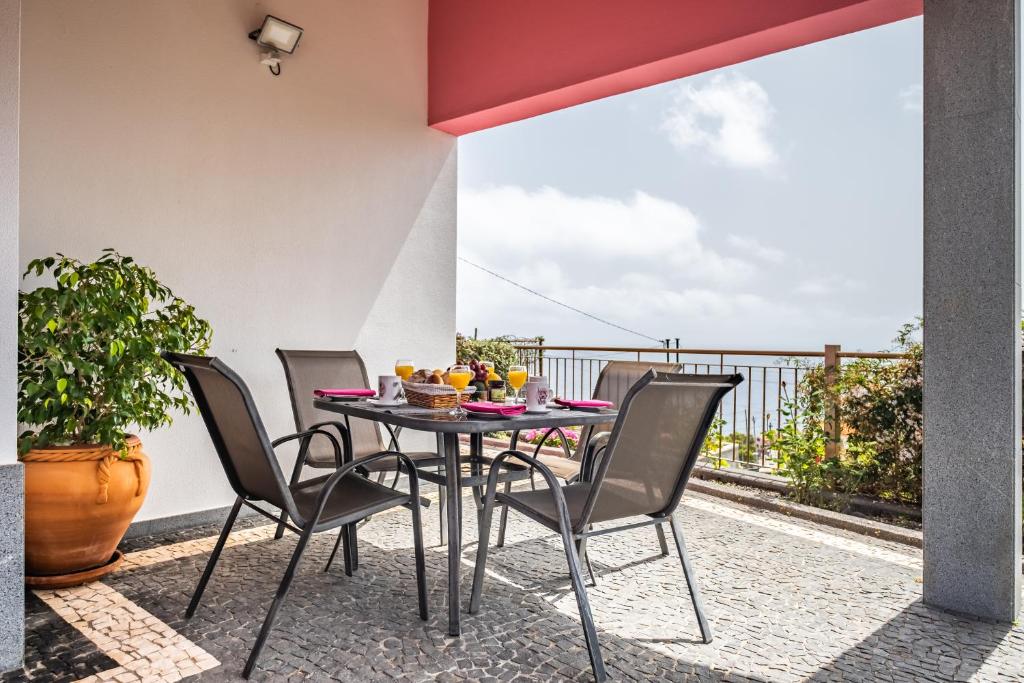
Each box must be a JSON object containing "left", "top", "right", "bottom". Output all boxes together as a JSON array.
[
  {"left": 272, "top": 428, "right": 341, "bottom": 461},
  {"left": 273, "top": 429, "right": 343, "bottom": 485},
  {"left": 305, "top": 420, "right": 352, "bottom": 465}
]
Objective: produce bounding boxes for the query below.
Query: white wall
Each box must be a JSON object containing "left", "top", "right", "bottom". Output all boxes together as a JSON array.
[
  {"left": 0, "top": 0, "right": 19, "bottom": 466},
  {"left": 19, "top": 0, "right": 457, "bottom": 520}
]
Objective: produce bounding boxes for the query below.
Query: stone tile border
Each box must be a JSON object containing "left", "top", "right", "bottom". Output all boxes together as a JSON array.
[
  {"left": 33, "top": 583, "right": 218, "bottom": 682},
  {"left": 680, "top": 495, "right": 920, "bottom": 570},
  {"left": 686, "top": 477, "right": 923, "bottom": 548}
]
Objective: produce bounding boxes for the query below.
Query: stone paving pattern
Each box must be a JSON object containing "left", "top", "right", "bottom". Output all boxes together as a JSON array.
[{"left": 5, "top": 482, "right": 1024, "bottom": 681}]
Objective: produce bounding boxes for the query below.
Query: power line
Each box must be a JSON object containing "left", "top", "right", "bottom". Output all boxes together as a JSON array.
[{"left": 457, "top": 256, "right": 663, "bottom": 344}]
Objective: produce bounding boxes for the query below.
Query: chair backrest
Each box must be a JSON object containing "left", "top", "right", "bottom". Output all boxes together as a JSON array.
[
  {"left": 573, "top": 360, "right": 682, "bottom": 460},
  {"left": 580, "top": 371, "right": 742, "bottom": 529},
  {"left": 276, "top": 349, "right": 383, "bottom": 461},
  {"left": 163, "top": 352, "right": 297, "bottom": 518}
]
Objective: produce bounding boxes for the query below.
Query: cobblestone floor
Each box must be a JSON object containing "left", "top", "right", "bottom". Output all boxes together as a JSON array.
[{"left": 6, "top": 482, "right": 1024, "bottom": 682}]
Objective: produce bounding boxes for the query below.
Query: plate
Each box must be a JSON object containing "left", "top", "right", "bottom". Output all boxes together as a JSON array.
[
  {"left": 369, "top": 399, "right": 406, "bottom": 407},
  {"left": 524, "top": 408, "right": 552, "bottom": 415}
]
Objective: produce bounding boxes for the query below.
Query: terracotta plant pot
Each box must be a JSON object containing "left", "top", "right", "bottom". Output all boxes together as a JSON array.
[{"left": 22, "top": 435, "right": 150, "bottom": 586}]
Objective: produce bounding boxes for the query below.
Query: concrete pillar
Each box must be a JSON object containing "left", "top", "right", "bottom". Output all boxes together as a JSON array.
[
  {"left": 923, "top": 0, "right": 1023, "bottom": 621},
  {"left": 0, "top": 0, "right": 23, "bottom": 672}
]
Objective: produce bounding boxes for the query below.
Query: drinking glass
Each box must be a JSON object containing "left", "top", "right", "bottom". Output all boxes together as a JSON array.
[
  {"left": 507, "top": 365, "right": 528, "bottom": 403},
  {"left": 447, "top": 364, "right": 473, "bottom": 416},
  {"left": 395, "top": 359, "right": 414, "bottom": 381}
]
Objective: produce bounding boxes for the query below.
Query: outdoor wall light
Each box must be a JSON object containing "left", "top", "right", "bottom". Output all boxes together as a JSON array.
[{"left": 248, "top": 15, "right": 303, "bottom": 76}]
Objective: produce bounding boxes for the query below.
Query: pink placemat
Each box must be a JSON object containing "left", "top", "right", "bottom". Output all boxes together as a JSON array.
[
  {"left": 313, "top": 388, "right": 376, "bottom": 398},
  {"left": 462, "top": 401, "right": 527, "bottom": 416},
  {"left": 554, "top": 398, "right": 614, "bottom": 409}
]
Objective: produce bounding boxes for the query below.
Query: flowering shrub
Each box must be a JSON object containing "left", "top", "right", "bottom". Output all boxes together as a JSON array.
[{"left": 521, "top": 427, "right": 580, "bottom": 452}]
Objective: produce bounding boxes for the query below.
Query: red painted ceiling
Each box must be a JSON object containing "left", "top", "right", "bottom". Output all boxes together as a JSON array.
[{"left": 429, "top": 0, "right": 922, "bottom": 136}]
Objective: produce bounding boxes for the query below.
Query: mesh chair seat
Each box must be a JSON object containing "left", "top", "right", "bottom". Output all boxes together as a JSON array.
[
  {"left": 535, "top": 454, "right": 581, "bottom": 481},
  {"left": 500, "top": 482, "right": 643, "bottom": 531},
  {"left": 290, "top": 474, "right": 411, "bottom": 528}
]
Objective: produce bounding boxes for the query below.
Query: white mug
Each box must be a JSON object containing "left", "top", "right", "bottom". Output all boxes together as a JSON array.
[
  {"left": 525, "top": 377, "right": 552, "bottom": 412},
  {"left": 378, "top": 375, "right": 404, "bottom": 404}
]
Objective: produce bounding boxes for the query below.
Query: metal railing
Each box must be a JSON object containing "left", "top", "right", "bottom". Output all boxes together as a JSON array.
[{"left": 512, "top": 342, "right": 908, "bottom": 472}]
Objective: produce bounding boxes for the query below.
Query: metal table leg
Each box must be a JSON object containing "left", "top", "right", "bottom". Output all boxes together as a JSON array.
[{"left": 443, "top": 432, "right": 462, "bottom": 636}]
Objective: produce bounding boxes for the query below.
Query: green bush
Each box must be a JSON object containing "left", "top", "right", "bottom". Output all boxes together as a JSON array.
[
  {"left": 455, "top": 335, "right": 520, "bottom": 378},
  {"left": 18, "top": 250, "right": 211, "bottom": 454},
  {"left": 769, "top": 320, "right": 922, "bottom": 506}
]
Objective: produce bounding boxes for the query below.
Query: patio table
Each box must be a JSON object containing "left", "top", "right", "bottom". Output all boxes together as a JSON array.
[{"left": 313, "top": 398, "right": 618, "bottom": 636}]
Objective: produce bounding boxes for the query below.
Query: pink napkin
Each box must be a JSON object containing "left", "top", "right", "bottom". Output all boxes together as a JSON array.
[
  {"left": 313, "top": 388, "right": 376, "bottom": 398},
  {"left": 554, "top": 398, "right": 614, "bottom": 409},
  {"left": 462, "top": 401, "right": 527, "bottom": 416}
]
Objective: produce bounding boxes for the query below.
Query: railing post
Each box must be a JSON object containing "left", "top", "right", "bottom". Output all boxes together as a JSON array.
[
  {"left": 537, "top": 338, "right": 544, "bottom": 377},
  {"left": 823, "top": 344, "right": 841, "bottom": 459}
]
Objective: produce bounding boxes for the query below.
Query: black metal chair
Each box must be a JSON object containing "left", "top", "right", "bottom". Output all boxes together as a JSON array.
[
  {"left": 471, "top": 370, "right": 742, "bottom": 682},
  {"left": 165, "top": 352, "right": 428, "bottom": 679},
  {"left": 276, "top": 349, "right": 446, "bottom": 549}
]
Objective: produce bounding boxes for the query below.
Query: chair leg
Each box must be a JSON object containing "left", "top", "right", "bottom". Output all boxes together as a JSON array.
[
  {"left": 437, "top": 478, "right": 448, "bottom": 547},
  {"left": 559, "top": 525, "right": 607, "bottom": 681},
  {"left": 242, "top": 524, "right": 314, "bottom": 679},
  {"left": 655, "top": 521, "right": 670, "bottom": 556},
  {"left": 187, "top": 497, "right": 242, "bottom": 618},
  {"left": 342, "top": 524, "right": 355, "bottom": 577},
  {"left": 324, "top": 528, "right": 343, "bottom": 573},
  {"left": 348, "top": 523, "right": 359, "bottom": 571},
  {"left": 410, "top": 501, "right": 428, "bottom": 621},
  {"left": 469, "top": 482, "right": 499, "bottom": 614},
  {"left": 375, "top": 471, "right": 387, "bottom": 484},
  {"left": 669, "top": 514, "right": 713, "bottom": 644},
  {"left": 576, "top": 531, "right": 597, "bottom": 587},
  {"left": 496, "top": 480, "right": 512, "bottom": 548}
]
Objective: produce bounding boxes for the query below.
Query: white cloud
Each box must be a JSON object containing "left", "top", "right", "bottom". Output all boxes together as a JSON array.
[
  {"left": 459, "top": 186, "right": 755, "bottom": 288},
  {"left": 727, "top": 234, "right": 785, "bottom": 264},
  {"left": 795, "top": 276, "right": 864, "bottom": 296},
  {"left": 661, "top": 73, "right": 778, "bottom": 170},
  {"left": 456, "top": 186, "right": 801, "bottom": 343},
  {"left": 899, "top": 83, "right": 922, "bottom": 113}
]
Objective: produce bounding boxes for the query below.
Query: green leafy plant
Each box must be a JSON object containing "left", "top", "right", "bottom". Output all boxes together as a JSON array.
[
  {"left": 768, "top": 320, "right": 921, "bottom": 507},
  {"left": 455, "top": 334, "right": 520, "bottom": 378},
  {"left": 701, "top": 414, "right": 730, "bottom": 468},
  {"left": 18, "top": 250, "right": 211, "bottom": 455}
]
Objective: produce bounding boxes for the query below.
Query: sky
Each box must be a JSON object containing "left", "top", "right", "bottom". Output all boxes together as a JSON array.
[{"left": 456, "top": 17, "right": 922, "bottom": 353}]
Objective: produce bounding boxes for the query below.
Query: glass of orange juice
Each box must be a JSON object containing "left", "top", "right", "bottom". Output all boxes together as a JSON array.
[
  {"left": 395, "top": 359, "right": 414, "bottom": 380},
  {"left": 447, "top": 364, "right": 473, "bottom": 415},
  {"left": 508, "top": 365, "right": 528, "bottom": 403}
]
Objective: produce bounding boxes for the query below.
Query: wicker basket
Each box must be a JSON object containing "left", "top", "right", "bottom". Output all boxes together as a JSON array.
[{"left": 402, "top": 381, "right": 476, "bottom": 409}]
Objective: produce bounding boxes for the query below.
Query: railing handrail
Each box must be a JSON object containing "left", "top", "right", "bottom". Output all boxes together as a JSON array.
[{"left": 511, "top": 344, "right": 909, "bottom": 360}]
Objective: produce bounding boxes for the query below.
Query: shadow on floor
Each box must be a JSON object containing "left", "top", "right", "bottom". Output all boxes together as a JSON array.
[{"left": 805, "top": 599, "right": 1016, "bottom": 682}]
